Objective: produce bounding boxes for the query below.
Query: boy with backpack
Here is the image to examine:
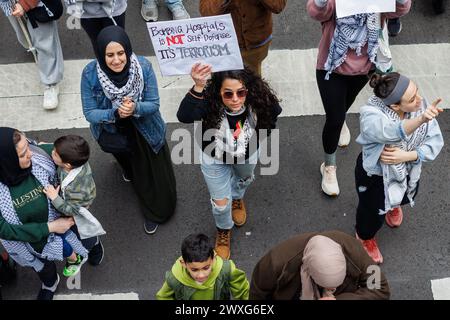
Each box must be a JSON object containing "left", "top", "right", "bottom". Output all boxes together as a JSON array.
[{"left": 156, "top": 233, "right": 249, "bottom": 300}]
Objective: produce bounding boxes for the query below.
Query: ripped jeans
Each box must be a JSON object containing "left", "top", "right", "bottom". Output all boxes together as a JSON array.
[{"left": 200, "top": 151, "right": 258, "bottom": 230}]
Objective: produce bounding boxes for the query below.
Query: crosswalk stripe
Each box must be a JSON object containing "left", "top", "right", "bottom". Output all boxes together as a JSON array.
[
  {"left": 431, "top": 278, "right": 450, "bottom": 300},
  {"left": 54, "top": 292, "right": 139, "bottom": 300},
  {"left": 0, "top": 44, "right": 449, "bottom": 132}
]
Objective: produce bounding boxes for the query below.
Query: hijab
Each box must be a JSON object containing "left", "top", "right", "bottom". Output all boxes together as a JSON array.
[
  {"left": 95, "top": 25, "right": 132, "bottom": 88},
  {"left": 0, "top": 127, "right": 32, "bottom": 187},
  {"left": 300, "top": 235, "right": 347, "bottom": 300}
]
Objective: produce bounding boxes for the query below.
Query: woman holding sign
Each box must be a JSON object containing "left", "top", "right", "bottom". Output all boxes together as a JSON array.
[
  {"left": 306, "top": 0, "right": 411, "bottom": 197},
  {"left": 354, "top": 72, "right": 443, "bottom": 263},
  {"left": 177, "top": 64, "right": 282, "bottom": 260},
  {"left": 81, "top": 26, "right": 177, "bottom": 235}
]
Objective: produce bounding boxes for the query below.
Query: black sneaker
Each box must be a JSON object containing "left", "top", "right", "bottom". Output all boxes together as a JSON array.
[
  {"left": 144, "top": 220, "right": 159, "bottom": 234},
  {"left": 88, "top": 239, "right": 104, "bottom": 266},
  {"left": 37, "top": 274, "right": 60, "bottom": 300},
  {"left": 387, "top": 18, "right": 402, "bottom": 37},
  {"left": 432, "top": 0, "right": 445, "bottom": 14}
]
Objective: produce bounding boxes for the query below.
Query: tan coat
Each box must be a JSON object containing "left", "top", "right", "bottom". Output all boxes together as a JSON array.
[
  {"left": 199, "top": 0, "right": 287, "bottom": 50},
  {"left": 250, "top": 230, "right": 390, "bottom": 300}
]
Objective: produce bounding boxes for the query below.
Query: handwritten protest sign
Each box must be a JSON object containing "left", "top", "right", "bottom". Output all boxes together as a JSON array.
[
  {"left": 335, "top": 0, "right": 395, "bottom": 19},
  {"left": 146, "top": 14, "right": 243, "bottom": 76}
]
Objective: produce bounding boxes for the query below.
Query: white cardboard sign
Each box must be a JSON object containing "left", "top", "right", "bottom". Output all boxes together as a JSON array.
[
  {"left": 146, "top": 14, "right": 243, "bottom": 76},
  {"left": 335, "top": 0, "right": 395, "bottom": 19}
]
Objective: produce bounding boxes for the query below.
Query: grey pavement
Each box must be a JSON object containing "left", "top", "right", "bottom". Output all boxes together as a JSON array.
[
  {"left": 2, "top": 113, "right": 450, "bottom": 300},
  {"left": 0, "top": 0, "right": 450, "bottom": 300},
  {"left": 1, "top": 0, "right": 449, "bottom": 64}
]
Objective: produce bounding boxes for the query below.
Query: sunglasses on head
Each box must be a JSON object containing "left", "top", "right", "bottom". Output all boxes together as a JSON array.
[{"left": 221, "top": 88, "right": 248, "bottom": 100}]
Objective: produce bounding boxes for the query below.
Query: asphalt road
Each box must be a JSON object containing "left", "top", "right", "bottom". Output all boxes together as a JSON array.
[
  {"left": 0, "top": 0, "right": 449, "bottom": 63},
  {"left": 0, "top": 0, "right": 449, "bottom": 300}
]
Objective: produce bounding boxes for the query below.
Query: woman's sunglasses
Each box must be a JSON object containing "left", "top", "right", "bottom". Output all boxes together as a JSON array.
[{"left": 221, "top": 88, "right": 248, "bottom": 100}]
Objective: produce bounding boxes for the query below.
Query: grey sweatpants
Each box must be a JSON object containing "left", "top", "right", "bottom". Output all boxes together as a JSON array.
[{"left": 7, "top": 16, "right": 64, "bottom": 86}]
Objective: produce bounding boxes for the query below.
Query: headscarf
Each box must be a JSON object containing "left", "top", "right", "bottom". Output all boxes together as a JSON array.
[
  {"left": 95, "top": 26, "right": 144, "bottom": 110},
  {"left": 95, "top": 25, "right": 133, "bottom": 88},
  {"left": 300, "top": 235, "right": 347, "bottom": 300},
  {"left": 0, "top": 127, "right": 32, "bottom": 187}
]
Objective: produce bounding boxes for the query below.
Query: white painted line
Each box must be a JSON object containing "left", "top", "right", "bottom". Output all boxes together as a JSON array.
[
  {"left": 431, "top": 278, "right": 450, "bottom": 300},
  {"left": 0, "top": 44, "right": 449, "bottom": 131},
  {"left": 54, "top": 292, "right": 139, "bottom": 300}
]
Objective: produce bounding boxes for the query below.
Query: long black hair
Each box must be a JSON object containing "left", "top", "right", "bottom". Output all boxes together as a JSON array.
[{"left": 203, "top": 67, "right": 281, "bottom": 130}]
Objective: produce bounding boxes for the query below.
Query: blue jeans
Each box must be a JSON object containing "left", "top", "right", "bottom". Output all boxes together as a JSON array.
[
  {"left": 144, "top": 0, "right": 184, "bottom": 10},
  {"left": 165, "top": 0, "right": 184, "bottom": 11},
  {"left": 60, "top": 233, "right": 73, "bottom": 258},
  {"left": 200, "top": 151, "right": 258, "bottom": 230}
]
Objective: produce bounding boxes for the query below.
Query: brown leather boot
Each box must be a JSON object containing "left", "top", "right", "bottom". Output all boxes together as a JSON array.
[
  {"left": 232, "top": 199, "right": 247, "bottom": 227},
  {"left": 215, "top": 228, "right": 231, "bottom": 260}
]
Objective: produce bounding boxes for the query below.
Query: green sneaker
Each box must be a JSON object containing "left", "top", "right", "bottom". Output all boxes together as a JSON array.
[{"left": 63, "top": 254, "right": 86, "bottom": 277}]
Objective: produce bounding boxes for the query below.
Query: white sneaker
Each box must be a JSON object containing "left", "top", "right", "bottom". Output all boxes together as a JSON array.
[
  {"left": 43, "top": 84, "right": 59, "bottom": 110},
  {"left": 170, "top": 4, "right": 190, "bottom": 20},
  {"left": 320, "top": 162, "right": 340, "bottom": 196},
  {"left": 141, "top": 0, "right": 158, "bottom": 22},
  {"left": 338, "top": 121, "right": 351, "bottom": 147}
]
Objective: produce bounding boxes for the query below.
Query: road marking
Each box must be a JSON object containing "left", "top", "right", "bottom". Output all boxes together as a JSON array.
[
  {"left": 54, "top": 292, "right": 139, "bottom": 300},
  {"left": 0, "top": 44, "right": 449, "bottom": 131},
  {"left": 431, "top": 278, "right": 450, "bottom": 300}
]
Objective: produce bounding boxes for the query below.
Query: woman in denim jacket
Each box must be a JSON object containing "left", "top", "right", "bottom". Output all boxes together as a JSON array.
[
  {"left": 81, "top": 26, "right": 176, "bottom": 235},
  {"left": 354, "top": 72, "right": 444, "bottom": 264}
]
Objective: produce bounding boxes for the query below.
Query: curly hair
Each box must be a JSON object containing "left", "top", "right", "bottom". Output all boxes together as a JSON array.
[{"left": 203, "top": 67, "right": 281, "bottom": 130}]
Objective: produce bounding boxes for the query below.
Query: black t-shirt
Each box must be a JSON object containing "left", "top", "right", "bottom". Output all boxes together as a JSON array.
[{"left": 177, "top": 89, "right": 282, "bottom": 164}]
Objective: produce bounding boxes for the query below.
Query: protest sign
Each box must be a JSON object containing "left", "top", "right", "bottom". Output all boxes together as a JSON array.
[
  {"left": 335, "top": 0, "right": 395, "bottom": 18},
  {"left": 146, "top": 14, "right": 243, "bottom": 76}
]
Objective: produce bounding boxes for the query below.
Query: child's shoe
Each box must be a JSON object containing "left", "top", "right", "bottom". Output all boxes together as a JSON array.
[{"left": 63, "top": 254, "right": 86, "bottom": 277}]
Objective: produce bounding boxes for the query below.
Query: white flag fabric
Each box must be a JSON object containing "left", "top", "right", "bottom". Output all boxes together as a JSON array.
[{"left": 335, "top": 0, "right": 395, "bottom": 19}]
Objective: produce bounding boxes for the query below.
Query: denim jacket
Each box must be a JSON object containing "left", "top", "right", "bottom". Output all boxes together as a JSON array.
[
  {"left": 81, "top": 56, "right": 166, "bottom": 153},
  {"left": 356, "top": 98, "right": 444, "bottom": 176}
]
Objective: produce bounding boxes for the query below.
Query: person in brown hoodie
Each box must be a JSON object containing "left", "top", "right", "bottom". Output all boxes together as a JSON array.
[
  {"left": 250, "top": 230, "right": 390, "bottom": 300},
  {"left": 199, "top": 0, "right": 287, "bottom": 76}
]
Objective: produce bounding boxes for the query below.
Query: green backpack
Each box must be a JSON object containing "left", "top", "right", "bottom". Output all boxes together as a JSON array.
[{"left": 166, "top": 260, "right": 231, "bottom": 300}]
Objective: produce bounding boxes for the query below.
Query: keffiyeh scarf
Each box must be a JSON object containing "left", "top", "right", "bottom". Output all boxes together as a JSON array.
[
  {"left": 324, "top": 13, "right": 379, "bottom": 80},
  {"left": 369, "top": 96, "right": 428, "bottom": 212},
  {"left": 0, "top": 0, "right": 14, "bottom": 16},
  {"left": 0, "top": 148, "right": 87, "bottom": 272},
  {"left": 96, "top": 53, "right": 144, "bottom": 110},
  {"left": 214, "top": 107, "right": 256, "bottom": 160}
]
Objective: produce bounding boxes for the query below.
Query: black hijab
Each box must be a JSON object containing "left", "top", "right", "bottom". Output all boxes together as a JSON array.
[
  {"left": 95, "top": 26, "right": 133, "bottom": 88},
  {"left": 0, "top": 127, "right": 32, "bottom": 187}
]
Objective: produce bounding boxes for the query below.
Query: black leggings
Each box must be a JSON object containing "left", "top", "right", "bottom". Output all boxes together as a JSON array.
[
  {"left": 316, "top": 70, "right": 369, "bottom": 154},
  {"left": 354, "top": 153, "right": 418, "bottom": 240},
  {"left": 36, "top": 260, "right": 58, "bottom": 288},
  {"left": 81, "top": 12, "right": 126, "bottom": 52}
]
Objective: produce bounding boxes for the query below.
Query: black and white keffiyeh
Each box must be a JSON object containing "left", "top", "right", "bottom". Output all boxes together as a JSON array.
[
  {"left": 214, "top": 107, "right": 257, "bottom": 160},
  {"left": 369, "top": 95, "right": 429, "bottom": 212},
  {"left": 96, "top": 53, "right": 144, "bottom": 109},
  {"left": 0, "top": 150, "right": 87, "bottom": 272},
  {"left": 0, "top": 0, "right": 14, "bottom": 16},
  {"left": 324, "top": 13, "right": 379, "bottom": 80}
]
